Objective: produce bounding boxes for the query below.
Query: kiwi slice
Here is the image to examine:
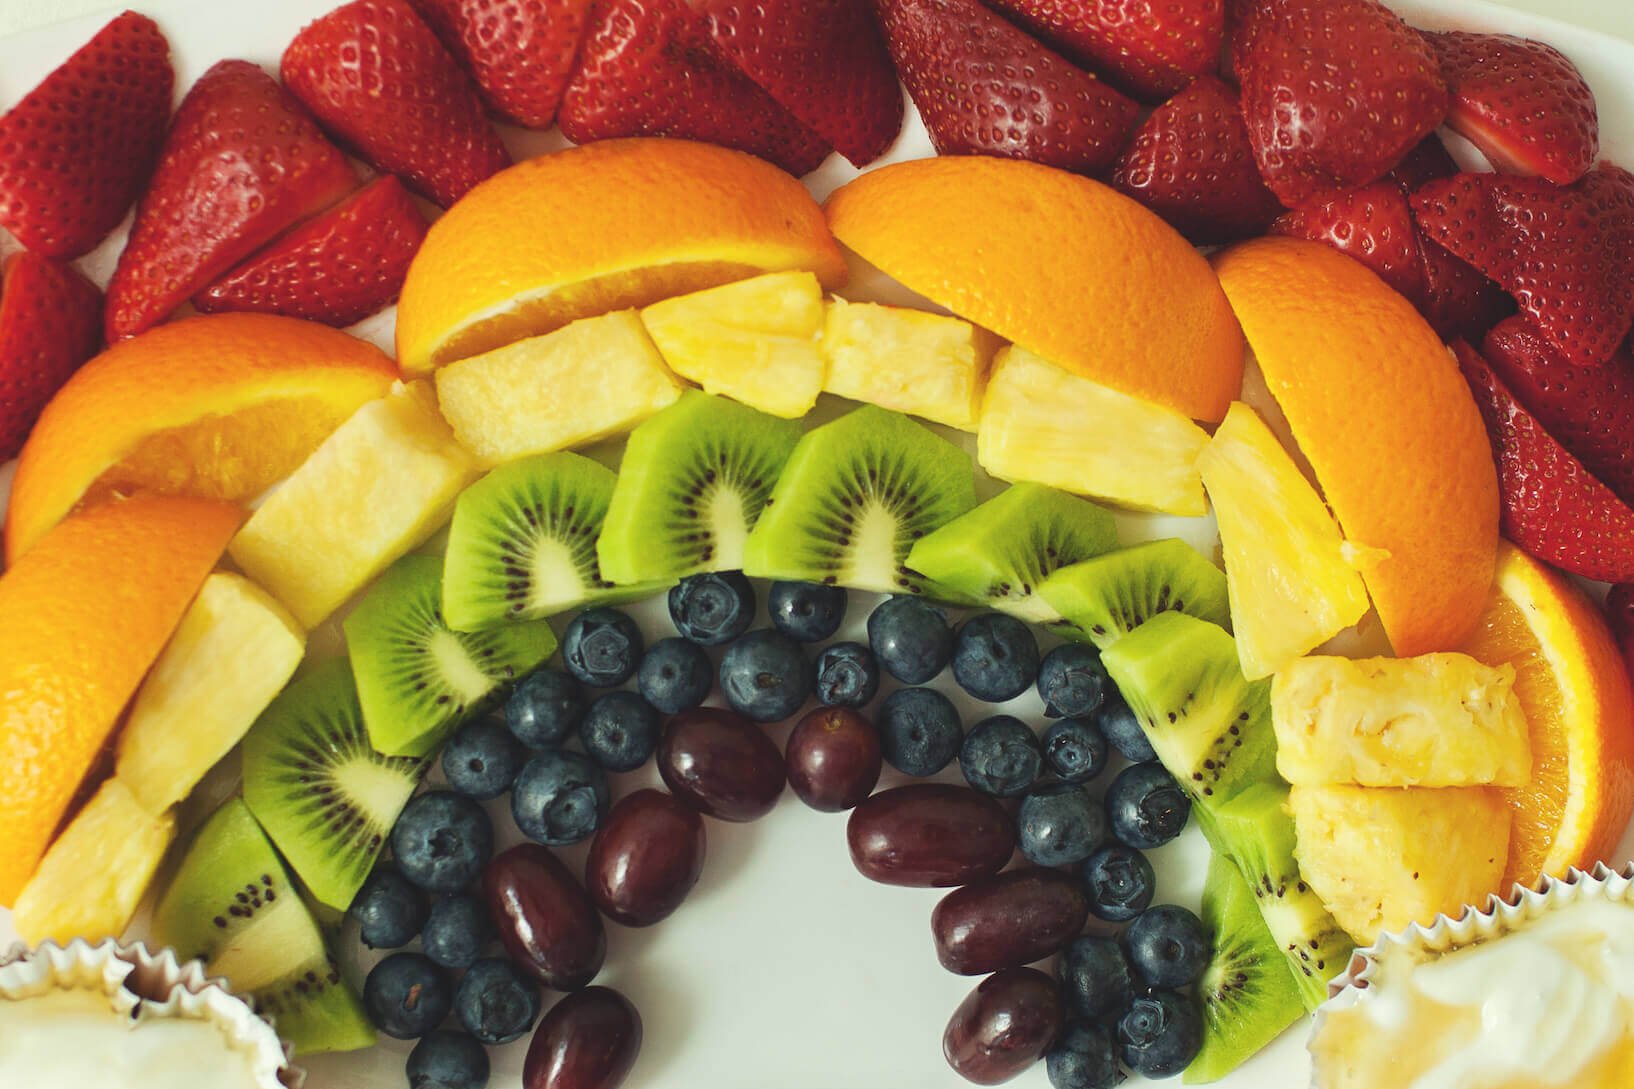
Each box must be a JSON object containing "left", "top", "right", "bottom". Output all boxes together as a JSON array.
[
  {"left": 905, "top": 482, "right": 1117, "bottom": 621},
  {"left": 241, "top": 658, "right": 426, "bottom": 910},
  {"left": 742, "top": 404, "right": 977, "bottom": 594},
  {"left": 1037, "top": 538, "right": 1230, "bottom": 648},
  {"left": 1199, "top": 783, "right": 1356, "bottom": 1012},
  {"left": 152, "top": 798, "right": 376, "bottom": 1055},
  {"left": 1184, "top": 854, "right": 1306, "bottom": 1083},
  {"left": 442, "top": 452, "right": 665, "bottom": 632},
  {"left": 345, "top": 554, "right": 558, "bottom": 757},
  {"left": 596, "top": 390, "right": 801, "bottom": 584}
]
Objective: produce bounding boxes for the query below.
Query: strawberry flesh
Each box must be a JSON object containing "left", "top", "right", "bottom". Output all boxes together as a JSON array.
[
  {"left": 407, "top": 0, "right": 593, "bottom": 129},
  {"left": 0, "top": 253, "right": 102, "bottom": 461},
  {"left": 984, "top": 0, "right": 1224, "bottom": 102},
  {"left": 1272, "top": 181, "right": 1427, "bottom": 303}
]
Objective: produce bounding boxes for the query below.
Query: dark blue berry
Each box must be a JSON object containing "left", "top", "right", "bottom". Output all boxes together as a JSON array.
[
  {"left": 1081, "top": 843, "right": 1155, "bottom": 922},
  {"left": 951, "top": 613, "right": 1040, "bottom": 702},
  {"left": 579, "top": 691, "right": 662, "bottom": 772},
  {"left": 719, "top": 628, "right": 812, "bottom": 722},
  {"left": 669, "top": 572, "right": 755, "bottom": 646},
  {"left": 562, "top": 608, "right": 643, "bottom": 687},
  {"left": 391, "top": 792, "right": 494, "bottom": 894},
  {"left": 1037, "top": 644, "right": 1109, "bottom": 718},
  {"left": 453, "top": 957, "right": 541, "bottom": 1046},
  {"left": 1117, "top": 990, "right": 1203, "bottom": 1078},
  {"left": 1106, "top": 762, "right": 1191, "bottom": 850},
  {"left": 407, "top": 1031, "right": 489, "bottom": 1089},
  {"left": 637, "top": 637, "right": 713, "bottom": 714},
  {"left": 814, "top": 641, "right": 880, "bottom": 708},
  {"left": 867, "top": 597, "right": 953, "bottom": 684},
  {"left": 1045, "top": 1021, "right": 1123, "bottom": 1089},
  {"left": 877, "top": 687, "right": 963, "bottom": 776},
  {"left": 1123, "top": 905, "right": 1211, "bottom": 990},
  {"left": 1097, "top": 690, "right": 1156, "bottom": 763},
  {"left": 351, "top": 866, "right": 428, "bottom": 949},
  {"left": 421, "top": 893, "right": 495, "bottom": 970},
  {"left": 511, "top": 749, "right": 609, "bottom": 846},
  {"left": 1056, "top": 935, "right": 1135, "bottom": 1021},
  {"left": 959, "top": 715, "right": 1042, "bottom": 797},
  {"left": 505, "top": 669, "right": 584, "bottom": 749},
  {"left": 768, "top": 581, "right": 847, "bottom": 643},
  {"left": 363, "top": 952, "right": 451, "bottom": 1039},
  {"left": 1041, "top": 717, "right": 1109, "bottom": 785},
  {"left": 441, "top": 716, "right": 525, "bottom": 800},
  {"left": 1017, "top": 783, "right": 1106, "bottom": 867}
]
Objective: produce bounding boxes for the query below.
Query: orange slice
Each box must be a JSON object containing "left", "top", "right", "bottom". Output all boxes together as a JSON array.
[
  {"left": 5, "top": 312, "right": 396, "bottom": 563},
  {"left": 0, "top": 494, "right": 242, "bottom": 904},
  {"left": 1212, "top": 236, "right": 1499, "bottom": 655},
  {"left": 395, "top": 137, "right": 849, "bottom": 375},
  {"left": 1457, "top": 542, "right": 1634, "bottom": 887},
  {"left": 823, "top": 156, "right": 1245, "bottom": 422}
]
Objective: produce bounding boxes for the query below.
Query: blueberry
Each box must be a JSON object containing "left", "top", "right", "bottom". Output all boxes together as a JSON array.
[
  {"left": 1123, "top": 905, "right": 1211, "bottom": 990},
  {"left": 768, "top": 581, "right": 847, "bottom": 643},
  {"left": 1097, "top": 689, "right": 1156, "bottom": 764},
  {"left": 562, "top": 608, "right": 644, "bottom": 687},
  {"left": 1041, "top": 717, "right": 1109, "bottom": 785},
  {"left": 407, "top": 1031, "right": 490, "bottom": 1089},
  {"left": 1017, "top": 783, "right": 1106, "bottom": 867},
  {"left": 351, "top": 866, "right": 428, "bottom": 949},
  {"left": 669, "top": 572, "right": 755, "bottom": 646},
  {"left": 1037, "top": 644, "right": 1109, "bottom": 718},
  {"left": 505, "top": 669, "right": 584, "bottom": 749},
  {"left": 453, "top": 957, "right": 541, "bottom": 1046},
  {"left": 579, "top": 691, "right": 662, "bottom": 772},
  {"left": 951, "top": 613, "right": 1040, "bottom": 702},
  {"left": 1081, "top": 843, "right": 1155, "bottom": 922},
  {"left": 867, "top": 597, "right": 953, "bottom": 684},
  {"left": 1056, "top": 935, "right": 1135, "bottom": 1021},
  {"left": 1045, "top": 1021, "right": 1123, "bottom": 1089},
  {"left": 1117, "top": 990, "right": 1203, "bottom": 1078},
  {"left": 421, "top": 893, "right": 495, "bottom": 970},
  {"left": 1106, "top": 762, "right": 1191, "bottom": 849},
  {"left": 441, "top": 716, "right": 525, "bottom": 800},
  {"left": 877, "top": 687, "right": 963, "bottom": 776},
  {"left": 511, "top": 749, "right": 609, "bottom": 846},
  {"left": 391, "top": 792, "right": 494, "bottom": 894},
  {"left": 814, "top": 641, "right": 880, "bottom": 708},
  {"left": 637, "top": 637, "right": 713, "bottom": 714},
  {"left": 363, "top": 952, "right": 451, "bottom": 1039},
  {"left": 959, "top": 715, "right": 1042, "bottom": 797},
  {"left": 719, "top": 628, "right": 812, "bottom": 722}
]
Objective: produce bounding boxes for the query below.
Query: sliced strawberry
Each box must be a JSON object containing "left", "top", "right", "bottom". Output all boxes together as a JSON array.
[
  {"left": 1428, "top": 31, "right": 1597, "bottom": 186},
  {"left": 1109, "top": 76, "right": 1281, "bottom": 244},
  {"left": 1455, "top": 340, "right": 1634, "bottom": 584},
  {"left": 0, "top": 12, "right": 172, "bottom": 259},
  {"left": 1388, "top": 133, "right": 1459, "bottom": 191},
  {"left": 1271, "top": 182, "right": 1427, "bottom": 303},
  {"left": 1238, "top": 0, "right": 1448, "bottom": 207},
  {"left": 559, "top": 0, "right": 832, "bottom": 177},
  {"left": 0, "top": 252, "right": 102, "bottom": 460},
  {"left": 194, "top": 175, "right": 429, "bottom": 328},
  {"left": 283, "top": 0, "right": 512, "bottom": 208},
  {"left": 872, "top": 0, "right": 1139, "bottom": 175},
  {"left": 985, "top": 0, "right": 1224, "bottom": 102},
  {"left": 696, "top": 0, "right": 903, "bottom": 166},
  {"left": 407, "top": 0, "right": 593, "bottom": 129},
  {"left": 104, "top": 60, "right": 359, "bottom": 342},
  {"left": 1417, "top": 235, "right": 1514, "bottom": 343}
]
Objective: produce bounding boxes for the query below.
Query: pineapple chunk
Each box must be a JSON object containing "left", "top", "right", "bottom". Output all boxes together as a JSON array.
[
  {"left": 436, "top": 310, "right": 683, "bottom": 463},
  {"left": 1198, "top": 402, "right": 1373, "bottom": 679},
  {"left": 1273, "top": 654, "right": 1531, "bottom": 788},
  {"left": 12, "top": 780, "right": 174, "bottom": 943},
  {"left": 978, "top": 345, "right": 1209, "bottom": 515},
  {"left": 1290, "top": 783, "right": 1510, "bottom": 941},
  {"left": 821, "top": 299, "right": 999, "bottom": 430},
  {"left": 116, "top": 574, "right": 306, "bottom": 814},
  {"left": 230, "top": 382, "right": 478, "bottom": 628},
  {"left": 641, "top": 271, "right": 826, "bottom": 418}
]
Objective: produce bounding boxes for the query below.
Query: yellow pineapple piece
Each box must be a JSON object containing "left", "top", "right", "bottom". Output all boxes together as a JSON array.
[
  {"left": 1273, "top": 654, "right": 1531, "bottom": 788},
  {"left": 1198, "top": 402, "right": 1374, "bottom": 679},
  {"left": 116, "top": 574, "right": 306, "bottom": 814},
  {"left": 640, "top": 271, "right": 825, "bottom": 418},
  {"left": 821, "top": 299, "right": 999, "bottom": 430},
  {"left": 12, "top": 780, "right": 175, "bottom": 944},
  {"left": 230, "top": 382, "right": 478, "bottom": 628},
  {"left": 978, "top": 345, "right": 1208, "bottom": 515},
  {"left": 1290, "top": 783, "right": 1510, "bottom": 942},
  {"left": 436, "top": 309, "right": 683, "bottom": 463}
]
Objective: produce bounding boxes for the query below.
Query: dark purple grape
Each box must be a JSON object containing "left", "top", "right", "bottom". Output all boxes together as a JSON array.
[
  {"left": 485, "top": 844, "right": 606, "bottom": 992},
  {"left": 524, "top": 986, "right": 642, "bottom": 1089},
  {"left": 932, "top": 868, "right": 1089, "bottom": 976},
  {"left": 785, "top": 707, "right": 882, "bottom": 812},
  {"left": 657, "top": 707, "right": 785, "bottom": 822},
  {"left": 943, "top": 967, "right": 1063, "bottom": 1085},
  {"left": 846, "top": 784, "right": 1015, "bottom": 887},
  {"left": 584, "top": 789, "right": 705, "bottom": 927}
]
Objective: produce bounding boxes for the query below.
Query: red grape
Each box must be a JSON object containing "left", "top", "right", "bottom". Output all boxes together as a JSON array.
[
  {"left": 585, "top": 789, "right": 705, "bottom": 927},
  {"left": 847, "top": 784, "right": 1015, "bottom": 887},
  {"left": 785, "top": 707, "right": 882, "bottom": 812},
  {"left": 485, "top": 844, "right": 606, "bottom": 991},
  {"left": 944, "top": 967, "right": 1062, "bottom": 1085},
  {"left": 933, "top": 868, "right": 1089, "bottom": 975},
  {"left": 657, "top": 707, "right": 785, "bottom": 821},
  {"left": 525, "top": 986, "right": 642, "bottom": 1089}
]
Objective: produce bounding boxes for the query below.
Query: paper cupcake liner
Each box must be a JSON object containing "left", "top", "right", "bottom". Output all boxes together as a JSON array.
[{"left": 0, "top": 938, "right": 303, "bottom": 1088}]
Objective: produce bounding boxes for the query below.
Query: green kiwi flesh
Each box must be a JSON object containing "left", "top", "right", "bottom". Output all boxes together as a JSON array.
[
  {"left": 742, "top": 404, "right": 977, "bottom": 594},
  {"left": 151, "top": 798, "right": 376, "bottom": 1055},
  {"left": 241, "top": 658, "right": 426, "bottom": 909},
  {"left": 1037, "top": 538, "right": 1230, "bottom": 648},
  {"left": 596, "top": 391, "right": 801, "bottom": 584},
  {"left": 904, "top": 482, "right": 1117, "bottom": 622},
  {"left": 1184, "top": 854, "right": 1306, "bottom": 1083},
  {"left": 442, "top": 452, "right": 665, "bottom": 632},
  {"left": 345, "top": 554, "right": 558, "bottom": 757}
]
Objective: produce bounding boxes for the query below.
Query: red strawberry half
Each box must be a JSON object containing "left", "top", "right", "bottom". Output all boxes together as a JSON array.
[
  {"left": 194, "top": 175, "right": 430, "bottom": 328},
  {"left": 0, "top": 252, "right": 102, "bottom": 460},
  {"left": 0, "top": 12, "right": 172, "bottom": 259},
  {"left": 104, "top": 60, "right": 359, "bottom": 342},
  {"left": 559, "top": 0, "right": 831, "bottom": 177},
  {"left": 1110, "top": 76, "right": 1281, "bottom": 245},
  {"left": 408, "top": 0, "right": 592, "bottom": 129},
  {"left": 985, "top": 0, "right": 1224, "bottom": 102},
  {"left": 1272, "top": 181, "right": 1426, "bottom": 303},
  {"left": 872, "top": 0, "right": 1139, "bottom": 176},
  {"left": 1429, "top": 31, "right": 1597, "bottom": 186},
  {"left": 1456, "top": 340, "right": 1634, "bottom": 583},
  {"left": 283, "top": 0, "right": 512, "bottom": 208}
]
